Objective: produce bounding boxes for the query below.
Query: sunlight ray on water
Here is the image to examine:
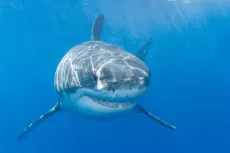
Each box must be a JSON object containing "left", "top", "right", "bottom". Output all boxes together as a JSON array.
[{"left": 81, "top": 0, "right": 230, "bottom": 39}]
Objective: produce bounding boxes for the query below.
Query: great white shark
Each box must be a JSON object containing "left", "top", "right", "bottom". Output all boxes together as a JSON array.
[{"left": 17, "top": 14, "right": 177, "bottom": 141}]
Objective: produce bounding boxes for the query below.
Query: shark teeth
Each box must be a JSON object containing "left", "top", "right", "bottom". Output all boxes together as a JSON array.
[{"left": 93, "top": 98, "right": 134, "bottom": 108}]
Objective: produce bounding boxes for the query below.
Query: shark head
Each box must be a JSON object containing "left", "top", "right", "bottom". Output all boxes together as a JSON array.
[{"left": 56, "top": 43, "right": 150, "bottom": 118}]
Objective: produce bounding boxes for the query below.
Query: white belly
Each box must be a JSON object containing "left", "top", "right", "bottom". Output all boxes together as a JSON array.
[{"left": 60, "top": 92, "right": 136, "bottom": 119}]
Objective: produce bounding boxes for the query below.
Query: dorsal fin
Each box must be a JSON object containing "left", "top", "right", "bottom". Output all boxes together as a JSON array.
[
  {"left": 91, "top": 14, "right": 104, "bottom": 41},
  {"left": 135, "top": 38, "right": 152, "bottom": 61},
  {"left": 17, "top": 102, "right": 61, "bottom": 141}
]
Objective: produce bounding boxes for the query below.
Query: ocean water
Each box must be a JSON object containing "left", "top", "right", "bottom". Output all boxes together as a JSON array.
[{"left": 0, "top": 0, "right": 229, "bottom": 153}]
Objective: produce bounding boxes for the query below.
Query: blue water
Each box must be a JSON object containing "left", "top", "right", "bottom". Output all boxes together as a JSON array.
[{"left": 0, "top": 0, "right": 230, "bottom": 153}]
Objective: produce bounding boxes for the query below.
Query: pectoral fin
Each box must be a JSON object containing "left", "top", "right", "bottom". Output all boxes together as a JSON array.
[
  {"left": 17, "top": 102, "right": 62, "bottom": 141},
  {"left": 136, "top": 104, "right": 178, "bottom": 130}
]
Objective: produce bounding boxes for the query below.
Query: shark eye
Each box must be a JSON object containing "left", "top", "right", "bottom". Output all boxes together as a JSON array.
[{"left": 93, "top": 73, "right": 98, "bottom": 81}]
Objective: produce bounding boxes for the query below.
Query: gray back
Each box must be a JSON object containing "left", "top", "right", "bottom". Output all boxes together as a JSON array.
[{"left": 54, "top": 41, "right": 148, "bottom": 93}]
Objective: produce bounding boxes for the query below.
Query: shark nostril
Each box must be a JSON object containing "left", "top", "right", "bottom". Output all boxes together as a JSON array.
[{"left": 92, "top": 73, "right": 98, "bottom": 81}]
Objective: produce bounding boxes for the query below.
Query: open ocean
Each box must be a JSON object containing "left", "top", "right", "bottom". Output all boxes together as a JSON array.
[{"left": 0, "top": 0, "right": 229, "bottom": 153}]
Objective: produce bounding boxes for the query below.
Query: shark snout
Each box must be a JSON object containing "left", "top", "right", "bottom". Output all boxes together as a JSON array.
[{"left": 95, "top": 57, "right": 150, "bottom": 100}]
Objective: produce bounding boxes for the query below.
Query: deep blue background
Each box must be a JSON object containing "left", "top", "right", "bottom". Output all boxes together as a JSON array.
[{"left": 0, "top": 0, "right": 229, "bottom": 153}]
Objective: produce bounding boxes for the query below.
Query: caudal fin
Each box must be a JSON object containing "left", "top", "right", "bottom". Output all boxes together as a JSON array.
[
  {"left": 17, "top": 102, "right": 61, "bottom": 141},
  {"left": 136, "top": 104, "right": 178, "bottom": 130}
]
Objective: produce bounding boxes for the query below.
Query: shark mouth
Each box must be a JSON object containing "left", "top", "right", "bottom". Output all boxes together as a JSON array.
[
  {"left": 60, "top": 87, "right": 142, "bottom": 110},
  {"left": 75, "top": 87, "right": 146, "bottom": 102},
  {"left": 90, "top": 96, "right": 135, "bottom": 108}
]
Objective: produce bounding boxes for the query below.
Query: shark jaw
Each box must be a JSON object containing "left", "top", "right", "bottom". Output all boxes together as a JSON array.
[{"left": 59, "top": 87, "right": 147, "bottom": 118}]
